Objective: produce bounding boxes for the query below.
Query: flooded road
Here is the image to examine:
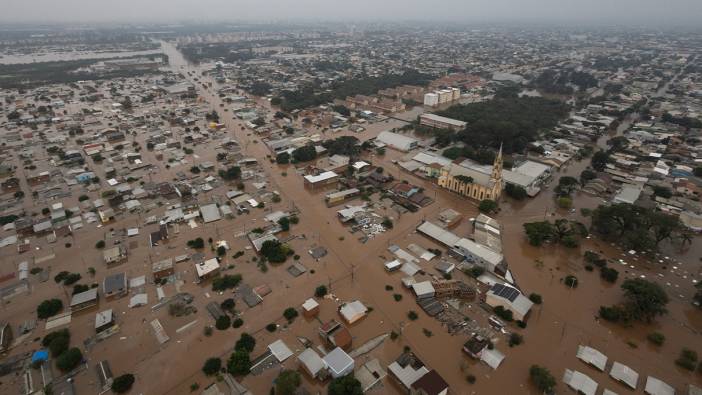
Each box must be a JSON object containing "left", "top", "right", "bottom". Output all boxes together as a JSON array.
[{"left": 155, "top": 41, "right": 702, "bottom": 394}]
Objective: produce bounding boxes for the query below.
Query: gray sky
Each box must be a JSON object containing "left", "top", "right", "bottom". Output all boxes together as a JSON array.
[{"left": 1, "top": 0, "right": 701, "bottom": 25}]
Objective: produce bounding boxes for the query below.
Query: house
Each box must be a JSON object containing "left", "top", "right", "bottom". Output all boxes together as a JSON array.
[
  {"left": 152, "top": 258, "right": 175, "bottom": 281},
  {"left": 411, "top": 369, "right": 449, "bottom": 395},
  {"left": 388, "top": 351, "right": 448, "bottom": 394},
  {"left": 576, "top": 345, "right": 608, "bottom": 371},
  {"left": 339, "top": 300, "right": 368, "bottom": 324},
  {"left": 610, "top": 361, "right": 639, "bottom": 390},
  {"left": 70, "top": 288, "right": 99, "bottom": 312},
  {"left": 319, "top": 319, "right": 353, "bottom": 350},
  {"left": 463, "top": 334, "right": 490, "bottom": 359},
  {"left": 200, "top": 203, "right": 222, "bottom": 223},
  {"left": 645, "top": 376, "right": 674, "bottom": 395},
  {"left": 302, "top": 298, "right": 320, "bottom": 318},
  {"left": 356, "top": 359, "right": 387, "bottom": 393},
  {"left": 323, "top": 347, "right": 355, "bottom": 378},
  {"left": 304, "top": 171, "right": 339, "bottom": 190},
  {"left": 195, "top": 258, "right": 221, "bottom": 281},
  {"left": 298, "top": 348, "right": 325, "bottom": 379},
  {"left": 485, "top": 283, "right": 533, "bottom": 321},
  {"left": 376, "top": 131, "right": 418, "bottom": 152},
  {"left": 563, "top": 369, "right": 598, "bottom": 395},
  {"left": 412, "top": 281, "right": 435, "bottom": 300},
  {"left": 103, "top": 246, "right": 127, "bottom": 265},
  {"left": 103, "top": 273, "right": 128, "bottom": 300},
  {"left": 95, "top": 309, "right": 115, "bottom": 333}
]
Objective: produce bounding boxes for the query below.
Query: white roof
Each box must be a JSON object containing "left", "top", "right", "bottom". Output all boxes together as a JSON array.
[
  {"left": 412, "top": 281, "right": 435, "bottom": 296},
  {"left": 268, "top": 340, "right": 293, "bottom": 362},
  {"left": 563, "top": 369, "right": 598, "bottom": 395},
  {"left": 400, "top": 261, "right": 421, "bottom": 276},
  {"left": 340, "top": 300, "right": 367, "bottom": 323},
  {"left": 298, "top": 348, "right": 325, "bottom": 376},
  {"left": 385, "top": 259, "right": 403, "bottom": 270},
  {"left": 322, "top": 347, "right": 354, "bottom": 375},
  {"left": 417, "top": 221, "right": 460, "bottom": 247},
  {"left": 603, "top": 389, "right": 619, "bottom": 395},
  {"left": 95, "top": 309, "right": 113, "bottom": 328},
  {"left": 420, "top": 113, "right": 467, "bottom": 127},
  {"left": 196, "top": 258, "right": 220, "bottom": 278},
  {"left": 453, "top": 237, "right": 503, "bottom": 266},
  {"left": 376, "top": 131, "right": 418, "bottom": 150},
  {"left": 304, "top": 171, "right": 338, "bottom": 183},
  {"left": 609, "top": 361, "right": 639, "bottom": 389},
  {"left": 576, "top": 345, "right": 608, "bottom": 371},
  {"left": 480, "top": 348, "right": 505, "bottom": 370},
  {"left": 302, "top": 298, "right": 319, "bottom": 311},
  {"left": 387, "top": 362, "right": 428, "bottom": 389},
  {"left": 645, "top": 376, "right": 675, "bottom": 395}
]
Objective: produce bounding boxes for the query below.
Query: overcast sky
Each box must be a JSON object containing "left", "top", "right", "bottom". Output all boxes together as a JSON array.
[{"left": 1, "top": 0, "right": 701, "bottom": 26}]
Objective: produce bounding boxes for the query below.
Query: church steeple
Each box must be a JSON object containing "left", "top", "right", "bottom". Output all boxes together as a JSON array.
[{"left": 491, "top": 143, "right": 503, "bottom": 181}]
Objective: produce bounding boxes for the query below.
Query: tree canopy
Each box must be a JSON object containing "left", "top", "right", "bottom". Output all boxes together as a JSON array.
[
  {"left": 529, "top": 365, "right": 556, "bottom": 393},
  {"left": 328, "top": 374, "right": 363, "bottom": 395},
  {"left": 591, "top": 203, "right": 684, "bottom": 251},
  {"left": 436, "top": 92, "right": 570, "bottom": 153}
]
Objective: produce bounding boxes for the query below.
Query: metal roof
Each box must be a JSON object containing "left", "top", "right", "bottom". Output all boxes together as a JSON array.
[
  {"left": 609, "top": 361, "right": 639, "bottom": 390},
  {"left": 645, "top": 376, "right": 675, "bottom": 395},
  {"left": 563, "top": 369, "right": 598, "bottom": 395},
  {"left": 576, "top": 345, "right": 608, "bottom": 371}
]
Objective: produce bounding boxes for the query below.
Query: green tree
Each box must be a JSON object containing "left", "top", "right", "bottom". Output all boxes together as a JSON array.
[
  {"left": 275, "top": 152, "right": 290, "bottom": 164},
  {"left": 215, "top": 315, "right": 231, "bottom": 330},
  {"left": 37, "top": 299, "right": 63, "bottom": 319},
  {"left": 478, "top": 199, "right": 497, "bottom": 213},
  {"left": 202, "top": 358, "right": 222, "bottom": 376},
  {"left": 235, "top": 333, "right": 256, "bottom": 353},
  {"left": 275, "top": 370, "right": 301, "bottom": 395},
  {"left": 111, "top": 374, "right": 135, "bottom": 393},
  {"left": 56, "top": 347, "right": 83, "bottom": 372},
  {"left": 529, "top": 365, "right": 556, "bottom": 393},
  {"left": 227, "top": 350, "right": 251, "bottom": 376},
  {"left": 315, "top": 285, "right": 328, "bottom": 297},
  {"left": 292, "top": 145, "right": 317, "bottom": 162},
  {"left": 591, "top": 150, "right": 610, "bottom": 171},
  {"left": 283, "top": 307, "right": 299, "bottom": 322},
  {"left": 620, "top": 278, "right": 668, "bottom": 322},
  {"left": 328, "top": 375, "right": 363, "bottom": 395},
  {"left": 555, "top": 176, "right": 579, "bottom": 196},
  {"left": 505, "top": 183, "right": 527, "bottom": 200},
  {"left": 278, "top": 216, "right": 290, "bottom": 231},
  {"left": 218, "top": 166, "right": 241, "bottom": 181},
  {"left": 523, "top": 221, "right": 554, "bottom": 246}
]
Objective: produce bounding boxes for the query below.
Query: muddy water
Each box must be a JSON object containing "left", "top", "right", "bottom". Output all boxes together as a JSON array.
[
  {"left": 153, "top": 41, "right": 702, "bottom": 394},
  {"left": 0, "top": 49, "right": 163, "bottom": 65}
]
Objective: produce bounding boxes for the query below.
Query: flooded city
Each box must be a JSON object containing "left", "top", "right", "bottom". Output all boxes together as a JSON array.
[{"left": 1, "top": 8, "right": 702, "bottom": 395}]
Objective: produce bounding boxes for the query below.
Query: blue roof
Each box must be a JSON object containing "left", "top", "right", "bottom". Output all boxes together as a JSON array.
[{"left": 32, "top": 350, "right": 49, "bottom": 363}]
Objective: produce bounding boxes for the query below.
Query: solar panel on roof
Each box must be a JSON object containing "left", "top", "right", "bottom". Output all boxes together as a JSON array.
[{"left": 495, "top": 285, "right": 519, "bottom": 302}]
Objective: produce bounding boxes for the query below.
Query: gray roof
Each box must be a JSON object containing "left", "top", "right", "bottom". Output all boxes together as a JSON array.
[
  {"left": 70, "top": 288, "right": 98, "bottom": 306},
  {"left": 104, "top": 273, "right": 127, "bottom": 294},
  {"left": 609, "top": 361, "right": 639, "bottom": 389},
  {"left": 645, "top": 376, "right": 674, "bottom": 395},
  {"left": 200, "top": 203, "right": 222, "bottom": 223},
  {"left": 576, "top": 345, "right": 608, "bottom": 371},
  {"left": 563, "top": 369, "right": 598, "bottom": 395}
]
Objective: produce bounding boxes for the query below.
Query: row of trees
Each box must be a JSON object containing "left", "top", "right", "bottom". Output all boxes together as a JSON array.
[
  {"left": 591, "top": 203, "right": 690, "bottom": 252},
  {"left": 275, "top": 70, "right": 433, "bottom": 112},
  {"left": 523, "top": 219, "right": 588, "bottom": 248}
]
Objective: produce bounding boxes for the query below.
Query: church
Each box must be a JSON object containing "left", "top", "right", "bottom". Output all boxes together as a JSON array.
[{"left": 437, "top": 146, "right": 504, "bottom": 201}]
